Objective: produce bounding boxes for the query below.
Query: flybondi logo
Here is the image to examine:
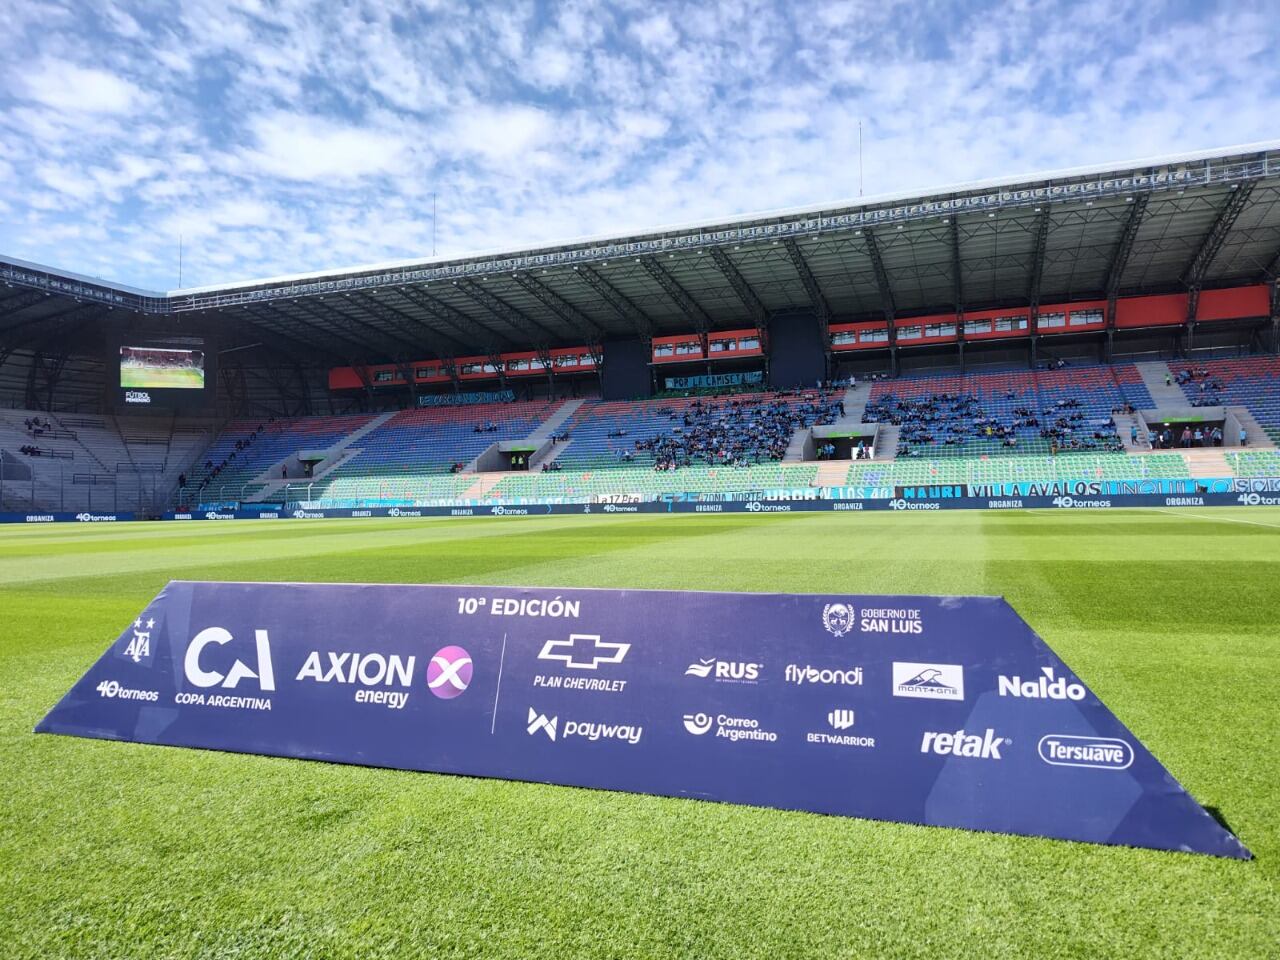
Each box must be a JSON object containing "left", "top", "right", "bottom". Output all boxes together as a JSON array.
[
  {"left": 527, "top": 707, "right": 642, "bottom": 744},
  {"left": 684, "top": 658, "right": 761, "bottom": 683},
  {"left": 178, "top": 628, "right": 275, "bottom": 709},
  {"left": 1038, "top": 735, "right": 1133, "bottom": 770},
  {"left": 893, "top": 662, "right": 964, "bottom": 701},
  {"left": 921, "top": 728, "right": 1007, "bottom": 759},
  {"left": 785, "top": 664, "right": 863, "bottom": 686},
  {"left": 998, "top": 666, "right": 1086, "bottom": 701}
]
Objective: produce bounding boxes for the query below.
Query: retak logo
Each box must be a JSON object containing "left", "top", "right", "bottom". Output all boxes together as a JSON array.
[{"left": 921, "top": 727, "right": 1007, "bottom": 759}]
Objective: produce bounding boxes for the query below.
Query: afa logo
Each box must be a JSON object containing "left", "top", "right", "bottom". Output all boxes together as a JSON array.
[
  {"left": 822, "top": 602, "right": 856, "bottom": 637},
  {"left": 122, "top": 617, "right": 154, "bottom": 663}
]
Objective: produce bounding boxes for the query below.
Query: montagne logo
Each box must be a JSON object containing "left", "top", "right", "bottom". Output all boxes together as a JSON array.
[
  {"left": 921, "top": 727, "right": 1007, "bottom": 759},
  {"left": 892, "top": 662, "right": 964, "bottom": 701},
  {"left": 1038, "top": 735, "right": 1133, "bottom": 770},
  {"left": 998, "top": 666, "right": 1086, "bottom": 701},
  {"left": 684, "top": 658, "right": 761, "bottom": 682},
  {"left": 538, "top": 634, "right": 629, "bottom": 670}
]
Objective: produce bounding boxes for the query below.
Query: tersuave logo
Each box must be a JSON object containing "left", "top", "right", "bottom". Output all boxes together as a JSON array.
[
  {"left": 538, "top": 634, "right": 629, "bottom": 670},
  {"left": 892, "top": 662, "right": 964, "bottom": 701},
  {"left": 685, "top": 658, "right": 761, "bottom": 682},
  {"left": 1038, "top": 735, "right": 1133, "bottom": 770},
  {"left": 921, "top": 728, "right": 1006, "bottom": 759},
  {"left": 785, "top": 664, "right": 863, "bottom": 686},
  {"left": 184, "top": 627, "right": 275, "bottom": 691},
  {"left": 998, "top": 666, "right": 1086, "bottom": 701}
]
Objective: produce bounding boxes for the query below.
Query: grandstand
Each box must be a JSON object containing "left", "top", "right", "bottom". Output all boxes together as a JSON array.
[{"left": 1, "top": 142, "right": 1279, "bottom": 514}]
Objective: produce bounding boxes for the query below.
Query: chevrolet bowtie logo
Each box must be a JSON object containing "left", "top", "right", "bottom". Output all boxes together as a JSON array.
[{"left": 537, "top": 634, "right": 630, "bottom": 670}]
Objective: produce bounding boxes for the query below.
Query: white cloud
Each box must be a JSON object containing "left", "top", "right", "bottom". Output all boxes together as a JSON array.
[
  {"left": 17, "top": 59, "right": 144, "bottom": 114},
  {"left": 237, "top": 111, "right": 413, "bottom": 181}
]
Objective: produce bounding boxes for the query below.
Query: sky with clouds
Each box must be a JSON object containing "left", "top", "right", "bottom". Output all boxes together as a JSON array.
[{"left": 1, "top": 0, "right": 1277, "bottom": 292}]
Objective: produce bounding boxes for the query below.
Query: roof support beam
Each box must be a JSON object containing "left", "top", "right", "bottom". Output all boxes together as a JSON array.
[
  {"left": 1183, "top": 182, "right": 1256, "bottom": 323},
  {"left": 510, "top": 273, "right": 606, "bottom": 345},
  {"left": 266, "top": 302, "right": 386, "bottom": 362},
  {"left": 640, "top": 256, "right": 713, "bottom": 340},
  {"left": 0, "top": 289, "right": 50, "bottom": 320},
  {"left": 1263, "top": 245, "right": 1280, "bottom": 282},
  {"left": 576, "top": 266, "right": 654, "bottom": 341},
  {"left": 1026, "top": 209, "right": 1050, "bottom": 334},
  {"left": 782, "top": 238, "right": 831, "bottom": 343},
  {"left": 707, "top": 247, "right": 769, "bottom": 347},
  {"left": 454, "top": 278, "right": 559, "bottom": 343},
  {"left": 351, "top": 293, "right": 461, "bottom": 359},
  {"left": 950, "top": 218, "right": 965, "bottom": 318},
  {"left": 863, "top": 228, "right": 896, "bottom": 340},
  {"left": 1103, "top": 194, "right": 1149, "bottom": 328},
  {"left": 393, "top": 285, "right": 510, "bottom": 351}
]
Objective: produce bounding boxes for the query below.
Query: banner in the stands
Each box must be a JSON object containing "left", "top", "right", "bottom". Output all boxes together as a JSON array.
[
  {"left": 417, "top": 390, "right": 515, "bottom": 407},
  {"left": 38, "top": 581, "right": 1249, "bottom": 858},
  {"left": 664, "top": 371, "right": 764, "bottom": 390}
]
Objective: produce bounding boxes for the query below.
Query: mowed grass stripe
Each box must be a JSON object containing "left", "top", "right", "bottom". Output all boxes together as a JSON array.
[{"left": 1, "top": 509, "right": 1276, "bottom": 959}]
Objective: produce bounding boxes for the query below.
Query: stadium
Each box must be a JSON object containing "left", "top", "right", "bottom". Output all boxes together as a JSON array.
[{"left": 4, "top": 140, "right": 1278, "bottom": 958}]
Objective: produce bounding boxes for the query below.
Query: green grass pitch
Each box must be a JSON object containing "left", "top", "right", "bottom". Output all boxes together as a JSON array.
[
  {"left": 120, "top": 365, "right": 204, "bottom": 389},
  {"left": 1, "top": 509, "right": 1276, "bottom": 959}
]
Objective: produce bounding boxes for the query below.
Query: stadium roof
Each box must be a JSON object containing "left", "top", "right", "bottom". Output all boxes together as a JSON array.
[{"left": 3, "top": 141, "right": 1280, "bottom": 367}]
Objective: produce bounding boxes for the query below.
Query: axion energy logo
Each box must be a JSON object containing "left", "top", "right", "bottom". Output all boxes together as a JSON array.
[
  {"left": 892, "top": 662, "right": 964, "bottom": 701},
  {"left": 427, "top": 646, "right": 472, "bottom": 699}
]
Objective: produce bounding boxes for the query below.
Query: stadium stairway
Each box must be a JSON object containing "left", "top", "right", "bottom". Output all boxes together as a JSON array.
[
  {"left": 814, "top": 461, "right": 850, "bottom": 487},
  {"left": 462, "top": 397, "right": 586, "bottom": 472},
  {"left": 248, "top": 411, "right": 398, "bottom": 500},
  {"left": 1136, "top": 361, "right": 1189, "bottom": 406},
  {"left": 871, "top": 424, "right": 900, "bottom": 460},
  {"left": 1180, "top": 448, "right": 1233, "bottom": 479},
  {"left": 1111, "top": 413, "right": 1152, "bottom": 452},
  {"left": 1225, "top": 406, "right": 1275, "bottom": 449}
]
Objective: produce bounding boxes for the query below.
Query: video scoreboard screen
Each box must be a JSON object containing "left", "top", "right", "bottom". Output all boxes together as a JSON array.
[{"left": 113, "top": 335, "right": 215, "bottom": 410}]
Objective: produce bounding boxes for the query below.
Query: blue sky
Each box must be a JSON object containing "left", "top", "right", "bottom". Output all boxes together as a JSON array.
[{"left": 0, "top": 0, "right": 1276, "bottom": 291}]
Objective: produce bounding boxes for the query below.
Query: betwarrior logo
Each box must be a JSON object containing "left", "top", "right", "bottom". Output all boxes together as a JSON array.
[
  {"left": 998, "top": 666, "right": 1086, "bottom": 701},
  {"left": 295, "top": 649, "right": 417, "bottom": 709},
  {"left": 685, "top": 658, "right": 762, "bottom": 683},
  {"left": 1038, "top": 735, "right": 1133, "bottom": 770},
  {"left": 921, "top": 728, "right": 1007, "bottom": 759},
  {"left": 827, "top": 709, "right": 855, "bottom": 731},
  {"left": 893, "top": 662, "right": 964, "bottom": 701}
]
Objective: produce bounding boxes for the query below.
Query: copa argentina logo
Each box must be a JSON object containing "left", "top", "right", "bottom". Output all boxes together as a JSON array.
[
  {"left": 921, "top": 727, "right": 1007, "bottom": 759},
  {"left": 178, "top": 627, "right": 275, "bottom": 710},
  {"left": 892, "top": 662, "right": 964, "bottom": 701},
  {"left": 1037, "top": 735, "right": 1133, "bottom": 770},
  {"left": 685, "top": 658, "right": 761, "bottom": 683},
  {"left": 998, "top": 666, "right": 1086, "bottom": 701},
  {"left": 821, "top": 602, "right": 856, "bottom": 637},
  {"left": 295, "top": 649, "right": 416, "bottom": 709}
]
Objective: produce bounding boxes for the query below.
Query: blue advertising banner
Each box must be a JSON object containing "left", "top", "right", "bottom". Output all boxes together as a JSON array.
[{"left": 38, "top": 582, "right": 1249, "bottom": 858}]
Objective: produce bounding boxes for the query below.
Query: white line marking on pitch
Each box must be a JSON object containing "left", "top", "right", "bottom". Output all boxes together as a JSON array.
[{"left": 1144, "top": 508, "right": 1280, "bottom": 530}]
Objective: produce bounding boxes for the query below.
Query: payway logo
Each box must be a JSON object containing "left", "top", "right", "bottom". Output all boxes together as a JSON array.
[
  {"left": 538, "top": 634, "right": 629, "bottom": 670},
  {"left": 526, "top": 707, "right": 642, "bottom": 744}
]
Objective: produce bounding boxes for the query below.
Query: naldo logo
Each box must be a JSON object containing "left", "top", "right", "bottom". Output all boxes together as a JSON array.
[{"left": 998, "top": 666, "right": 1086, "bottom": 701}]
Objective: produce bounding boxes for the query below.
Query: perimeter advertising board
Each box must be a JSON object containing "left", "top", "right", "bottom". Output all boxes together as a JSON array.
[{"left": 38, "top": 582, "right": 1248, "bottom": 858}]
